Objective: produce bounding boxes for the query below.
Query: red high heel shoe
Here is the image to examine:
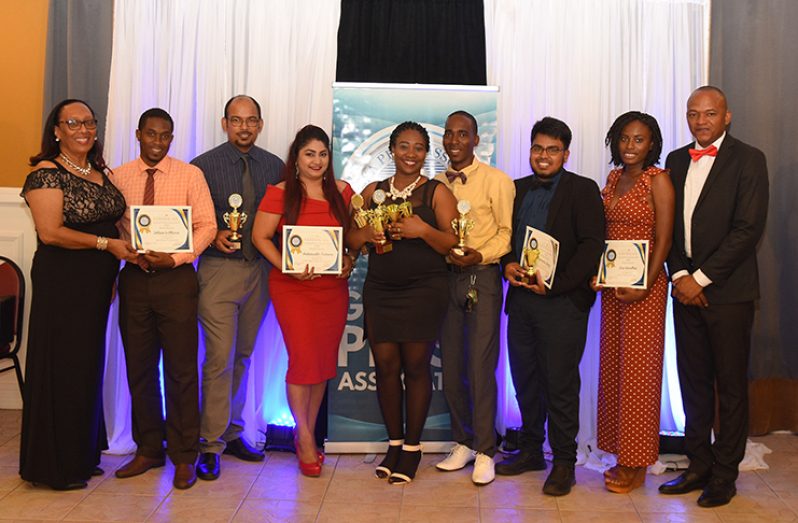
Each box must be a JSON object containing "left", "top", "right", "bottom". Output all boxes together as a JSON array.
[{"left": 294, "top": 436, "right": 322, "bottom": 477}]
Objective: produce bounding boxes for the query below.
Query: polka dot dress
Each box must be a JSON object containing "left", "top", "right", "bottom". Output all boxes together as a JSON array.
[{"left": 596, "top": 166, "right": 669, "bottom": 467}]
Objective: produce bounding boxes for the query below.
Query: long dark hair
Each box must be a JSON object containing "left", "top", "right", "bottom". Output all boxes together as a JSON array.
[
  {"left": 29, "top": 99, "right": 108, "bottom": 172},
  {"left": 282, "top": 125, "right": 349, "bottom": 232},
  {"left": 605, "top": 111, "right": 663, "bottom": 169}
]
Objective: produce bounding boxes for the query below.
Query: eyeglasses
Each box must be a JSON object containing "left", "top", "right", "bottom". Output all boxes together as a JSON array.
[
  {"left": 227, "top": 116, "right": 261, "bottom": 128},
  {"left": 59, "top": 118, "right": 98, "bottom": 130},
  {"left": 531, "top": 145, "right": 564, "bottom": 156}
]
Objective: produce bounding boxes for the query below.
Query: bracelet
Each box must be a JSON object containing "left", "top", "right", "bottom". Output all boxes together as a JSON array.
[
  {"left": 96, "top": 236, "right": 109, "bottom": 251},
  {"left": 345, "top": 252, "right": 357, "bottom": 264}
]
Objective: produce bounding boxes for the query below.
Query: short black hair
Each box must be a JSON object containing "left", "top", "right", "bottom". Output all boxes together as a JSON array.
[
  {"left": 447, "top": 110, "right": 478, "bottom": 134},
  {"left": 224, "top": 95, "right": 262, "bottom": 119},
  {"left": 138, "top": 108, "right": 174, "bottom": 132},
  {"left": 605, "top": 111, "right": 663, "bottom": 168},
  {"left": 530, "top": 117, "right": 572, "bottom": 149},
  {"left": 389, "top": 121, "right": 430, "bottom": 152}
]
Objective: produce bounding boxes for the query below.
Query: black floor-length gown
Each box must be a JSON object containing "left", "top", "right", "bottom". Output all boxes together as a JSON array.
[{"left": 19, "top": 163, "right": 125, "bottom": 488}]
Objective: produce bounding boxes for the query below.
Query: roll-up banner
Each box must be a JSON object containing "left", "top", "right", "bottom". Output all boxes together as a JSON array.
[{"left": 327, "top": 82, "right": 498, "bottom": 453}]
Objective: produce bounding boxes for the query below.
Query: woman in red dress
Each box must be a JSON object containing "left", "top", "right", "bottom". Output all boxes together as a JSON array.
[
  {"left": 593, "top": 112, "right": 675, "bottom": 493},
  {"left": 252, "top": 125, "right": 355, "bottom": 477}
]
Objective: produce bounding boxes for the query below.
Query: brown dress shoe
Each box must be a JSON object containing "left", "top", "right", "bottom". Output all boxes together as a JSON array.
[
  {"left": 173, "top": 463, "right": 197, "bottom": 490},
  {"left": 115, "top": 455, "right": 165, "bottom": 479}
]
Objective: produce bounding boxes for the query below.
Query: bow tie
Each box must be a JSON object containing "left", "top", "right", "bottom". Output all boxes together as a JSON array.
[
  {"left": 689, "top": 144, "right": 718, "bottom": 162},
  {"left": 529, "top": 176, "right": 554, "bottom": 191},
  {"left": 445, "top": 169, "right": 467, "bottom": 185}
]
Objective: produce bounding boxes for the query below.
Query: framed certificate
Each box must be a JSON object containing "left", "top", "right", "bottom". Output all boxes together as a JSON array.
[
  {"left": 282, "top": 225, "right": 343, "bottom": 275},
  {"left": 596, "top": 240, "right": 649, "bottom": 289},
  {"left": 131, "top": 205, "right": 193, "bottom": 253},
  {"left": 521, "top": 226, "right": 560, "bottom": 289}
]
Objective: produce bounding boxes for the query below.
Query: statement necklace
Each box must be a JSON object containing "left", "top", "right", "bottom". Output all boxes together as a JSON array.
[
  {"left": 388, "top": 174, "right": 422, "bottom": 200},
  {"left": 60, "top": 152, "right": 92, "bottom": 177}
]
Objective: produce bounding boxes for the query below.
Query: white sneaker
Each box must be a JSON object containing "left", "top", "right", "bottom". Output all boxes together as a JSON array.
[
  {"left": 436, "top": 444, "right": 477, "bottom": 471},
  {"left": 472, "top": 453, "right": 495, "bottom": 485}
]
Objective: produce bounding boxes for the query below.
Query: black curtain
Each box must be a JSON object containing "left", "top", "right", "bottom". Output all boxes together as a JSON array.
[
  {"left": 336, "top": 0, "right": 487, "bottom": 85},
  {"left": 710, "top": 0, "right": 798, "bottom": 434}
]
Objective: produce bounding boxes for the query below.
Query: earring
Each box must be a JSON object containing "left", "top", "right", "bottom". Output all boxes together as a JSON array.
[
  {"left": 94, "top": 136, "right": 98, "bottom": 141},
  {"left": 295, "top": 169, "right": 299, "bottom": 180},
  {"left": 55, "top": 137, "right": 60, "bottom": 142}
]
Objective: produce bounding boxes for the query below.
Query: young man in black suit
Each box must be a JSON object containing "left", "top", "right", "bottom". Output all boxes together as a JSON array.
[
  {"left": 496, "top": 117, "right": 605, "bottom": 496},
  {"left": 659, "top": 86, "right": 769, "bottom": 508}
]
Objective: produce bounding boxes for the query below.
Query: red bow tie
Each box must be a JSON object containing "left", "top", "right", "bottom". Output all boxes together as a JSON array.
[
  {"left": 689, "top": 145, "right": 718, "bottom": 162},
  {"left": 445, "top": 170, "right": 466, "bottom": 184}
]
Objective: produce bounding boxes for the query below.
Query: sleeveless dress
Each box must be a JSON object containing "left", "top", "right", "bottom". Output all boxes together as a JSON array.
[
  {"left": 19, "top": 163, "right": 126, "bottom": 487},
  {"left": 596, "top": 166, "right": 669, "bottom": 467},
  {"left": 362, "top": 179, "right": 448, "bottom": 343},
  {"left": 258, "top": 184, "right": 354, "bottom": 385}
]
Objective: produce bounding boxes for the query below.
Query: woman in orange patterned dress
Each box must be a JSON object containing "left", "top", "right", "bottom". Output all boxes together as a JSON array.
[{"left": 593, "top": 112, "right": 675, "bottom": 493}]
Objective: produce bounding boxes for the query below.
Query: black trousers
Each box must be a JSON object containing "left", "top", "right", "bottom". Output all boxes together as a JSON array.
[
  {"left": 118, "top": 263, "right": 200, "bottom": 465},
  {"left": 672, "top": 299, "right": 753, "bottom": 481},
  {"left": 506, "top": 291, "right": 589, "bottom": 466}
]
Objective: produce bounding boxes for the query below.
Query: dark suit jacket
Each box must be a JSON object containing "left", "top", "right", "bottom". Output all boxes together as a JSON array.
[
  {"left": 666, "top": 134, "right": 769, "bottom": 304},
  {"left": 501, "top": 170, "right": 605, "bottom": 312}
]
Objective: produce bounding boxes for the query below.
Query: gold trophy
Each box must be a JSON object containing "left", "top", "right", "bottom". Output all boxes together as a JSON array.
[
  {"left": 351, "top": 193, "right": 369, "bottom": 229},
  {"left": 451, "top": 200, "right": 474, "bottom": 256},
  {"left": 369, "top": 189, "right": 392, "bottom": 254},
  {"left": 521, "top": 236, "right": 540, "bottom": 283},
  {"left": 223, "top": 193, "right": 248, "bottom": 250},
  {"left": 399, "top": 200, "right": 413, "bottom": 218}
]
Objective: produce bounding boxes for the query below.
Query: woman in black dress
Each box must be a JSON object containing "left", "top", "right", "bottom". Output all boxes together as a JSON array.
[
  {"left": 20, "top": 99, "right": 135, "bottom": 490},
  {"left": 346, "top": 122, "right": 458, "bottom": 483}
]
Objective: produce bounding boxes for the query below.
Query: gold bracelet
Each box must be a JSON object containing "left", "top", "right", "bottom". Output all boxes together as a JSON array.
[{"left": 96, "top": 236, "right": 109, "bottom": 251}]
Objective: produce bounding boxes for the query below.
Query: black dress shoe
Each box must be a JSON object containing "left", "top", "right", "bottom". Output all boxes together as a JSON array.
[
  {"left": 223, "top": 438, "right": 265, "bottom": 462},
  {"left": 197, "top": 452, "right": 221, "bottom": 481},
  {"left": 697, "top": 478, "right": 736, "bottom": 508},
  {"left": 542, "top": 464, "right": 575, "bottom": 496},
  {"left": 495, "top": 450, "right": 547, "bottom": 476},
  {"left": 658, "top": 471, "right": 710, "bottom": 495}
]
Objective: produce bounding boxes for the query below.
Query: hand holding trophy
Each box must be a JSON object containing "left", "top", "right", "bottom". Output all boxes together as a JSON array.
[
  {"left": 451, "top": 200, "right": 474, "bottom": 256},
  {"left": 223, "top": 193, "right": 248, "bottom": 250}
]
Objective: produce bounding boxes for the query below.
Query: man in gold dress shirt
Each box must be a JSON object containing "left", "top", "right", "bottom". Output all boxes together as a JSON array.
[{"left": 433, "top": 111, "right": 515, "bottom": 485}]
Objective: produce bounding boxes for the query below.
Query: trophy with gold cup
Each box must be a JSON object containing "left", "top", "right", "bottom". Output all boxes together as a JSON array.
[
  {"left": 223, "top": 193, "right": 248, "bottom": 250},
  {"left": 351, "top": 193, "right": 369, "bottom": 229},
  {"left": 521, "top": 235, "right": 540, "bottom": 284},
  {"left": 451, "top": 200, "right": 474, "bottom": 256},
  {"left": 368, "top": 189, "right": 393, "bottom": 254}
]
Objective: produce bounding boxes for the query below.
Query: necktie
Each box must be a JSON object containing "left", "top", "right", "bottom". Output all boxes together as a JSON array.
[
  {"left": 240, "top": 154, "right": 257, "bottom": 261},
  {"left": 529, "top": 176, "right": 553, "bottom": 191},
  {"left": 445, "top": 169, "right": 467, "bottom": 185},
  {"left": 689, "top": 144, "right": 718, "bottom": 162},
  {"left": 143, "top": 168, "right": 156, "bottom": 205}
]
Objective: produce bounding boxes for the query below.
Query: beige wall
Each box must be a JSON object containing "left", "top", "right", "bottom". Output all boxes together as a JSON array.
[{"left": 0, "top": 0, "right": 49, "bottom": 187}]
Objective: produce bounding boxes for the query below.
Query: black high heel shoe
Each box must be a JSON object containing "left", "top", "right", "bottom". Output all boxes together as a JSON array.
[
  {"left": 388, "top": 445, "right": 422, "bottom": 484},
  {"left": 375, "top": 440, "right": 403, "bottom": 479}
]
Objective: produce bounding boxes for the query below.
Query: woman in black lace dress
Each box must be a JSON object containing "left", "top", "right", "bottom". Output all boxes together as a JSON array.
[{"left": 19, "top": 99, "right": 135, "bottom": 490}]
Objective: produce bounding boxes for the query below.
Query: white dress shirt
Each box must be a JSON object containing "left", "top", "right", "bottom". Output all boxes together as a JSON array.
[{"left": 672, "top": 132, "right": 726, "bottom": 287}]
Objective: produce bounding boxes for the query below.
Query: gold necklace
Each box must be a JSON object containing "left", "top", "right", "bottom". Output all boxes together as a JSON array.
[{"left": 60, "top": 152, "right": 92, "bottom": 176}]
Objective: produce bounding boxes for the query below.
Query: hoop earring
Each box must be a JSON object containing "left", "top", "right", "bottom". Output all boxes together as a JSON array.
[{"left": 295, "top": 169, "right": 299, "bottom": 180}]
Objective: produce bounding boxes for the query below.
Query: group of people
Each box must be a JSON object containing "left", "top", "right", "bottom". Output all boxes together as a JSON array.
[{"left": 18, "top": 86, "right": 768, "bottom": 509}]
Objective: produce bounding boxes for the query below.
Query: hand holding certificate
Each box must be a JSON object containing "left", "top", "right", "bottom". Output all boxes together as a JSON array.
[
  {"left": 282, "top": 225, "right": 343, "bottom": 275},
  {"left": 131, "top": 205, "right": 193, "bottom": 253},
  {"left": 596, "top": 240, "right": 649, "bottom": 289},
  {"left": 520, "top": 226, "right": 560, "bottom": 290}
]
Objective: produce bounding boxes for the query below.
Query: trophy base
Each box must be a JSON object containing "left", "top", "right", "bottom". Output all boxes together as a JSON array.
[
  {"left": 375, "top": 241, "right": 393, "bottom": 255},
  {"left": 229, "top": 242, "right": 241, "bottom": 251},
  {"left": 452, "top": 247, "right": 465, "bottom": 256}
]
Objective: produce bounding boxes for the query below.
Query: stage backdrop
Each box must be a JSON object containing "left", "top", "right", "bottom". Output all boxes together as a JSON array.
[{"left": 326, "top": 82, "right": 499, "bottom": 452}]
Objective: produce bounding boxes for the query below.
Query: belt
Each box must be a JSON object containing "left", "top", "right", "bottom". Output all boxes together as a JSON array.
[{"left": 447, "top": 263, "right": 499, "bottom": 274}]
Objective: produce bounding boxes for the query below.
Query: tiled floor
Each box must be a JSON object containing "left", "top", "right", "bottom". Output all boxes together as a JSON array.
[{"left": 0, "top": 409, "right": 796, "bottom": 522}]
